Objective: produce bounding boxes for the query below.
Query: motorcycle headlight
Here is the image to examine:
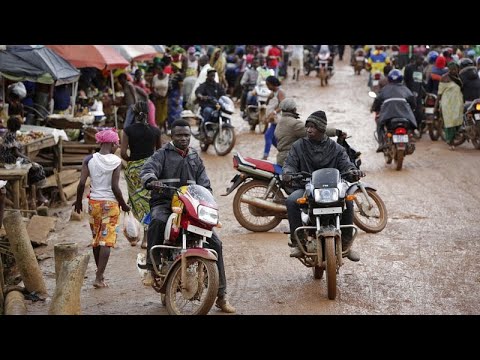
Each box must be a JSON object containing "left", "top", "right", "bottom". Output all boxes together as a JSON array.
[
  {"left": 198, "top": 205, "right": 219, "bottom": 225},
  {"left": 314, "top": 188, "right": 339, "bottom": 203}
]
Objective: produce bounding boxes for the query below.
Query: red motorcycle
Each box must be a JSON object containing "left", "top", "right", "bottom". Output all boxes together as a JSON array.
[{"left": 143, "top": 184, "right": 221, "bottom": 315}]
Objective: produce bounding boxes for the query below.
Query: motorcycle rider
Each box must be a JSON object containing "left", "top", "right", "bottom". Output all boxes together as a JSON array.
[
  {"left": 282, "top": 111, "right": 364, "bottom": 261},
  {"left": 240, "top": 58, "right": 259, "bottom": 117},
  {"left": 404, "top": 54, "right": 425, "bottom": 131},
  {"left": 372, "top": 69, "right": 417, "bottom": 153},
  {"left": 195, "top": 69, "right": 226, "bottom": 136},
  {"left": 139, "top": 119, "right": 236, "bottom": 313},
  {"left": 459, "top": 57, "right": 480, "bottom": 102}
]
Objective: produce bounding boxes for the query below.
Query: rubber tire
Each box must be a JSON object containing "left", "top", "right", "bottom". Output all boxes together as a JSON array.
[
  {"left": 395, "top": 149, "right": 404, "bottom": 171},
  {"left": 353, "top": 189, "right": 388, "bottom": 233},
  {"left": 472, "top": 137, "right": 480, "bottom": 149},
  {"left": 200, "top": 141, "right": 209, "bottom": 152},
  {"left": 160, "top": 293, "right": 166, "bottom": 306},
  {"left": 165, "top": 258, "right": 219, "bottom": 315},
  {"left": 325, "top": 236, "right": 337, "bottom": 300},
  {"left": 313, "top": 265, "right": 325, "bottom": 279},
  {"left": 232, "top": 180, "right": 283, "bottom": 232},
  {"left": 214, "top": 127, "right": 236, "bottom": 156},
  {"left": 428, "top": 123, "right": 439, "bottom": 141}
]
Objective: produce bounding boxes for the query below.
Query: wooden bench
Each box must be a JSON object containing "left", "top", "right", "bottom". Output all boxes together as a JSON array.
[{"left": 0, "top": 165, "right": 32, "bottom": 209}]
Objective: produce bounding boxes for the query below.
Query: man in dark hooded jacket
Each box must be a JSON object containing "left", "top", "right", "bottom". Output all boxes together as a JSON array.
[
  {"left": 282, "top": 111, "right": 363, "bottom": 262},
  {"left": 371, "top": 69, "right": 417, "bottom": 152},
  {"left": 139, "top": 119, "right": 235, "bottom": 313},
  {"left": 459, "top": 58, "right": 480, "bottom": 102}
]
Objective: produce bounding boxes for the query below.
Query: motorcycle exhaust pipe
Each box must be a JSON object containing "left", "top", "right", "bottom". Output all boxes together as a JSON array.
[{"left": 240, "top": 195, "right": 287, "bottom": 213}]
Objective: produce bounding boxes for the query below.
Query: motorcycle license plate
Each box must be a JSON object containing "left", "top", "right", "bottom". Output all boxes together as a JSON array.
[
  {"left": 425, "top": 107, "right": 435, "bottom": 114},
  {"left": 356, "top": 56, "right": 364, "bottom": 61},
  {"left": 313, "top": 207, "right": 342, "bottom": 215},
  {"left": 372, "top": 80, "right": 379, "bottom": 86},
  {"left": 393, "top": 134, "right": 409, "bottom": 143},
  {"left": 187, "top": 224, "right": 212, "bottom": 238},
  {"left": 475, "top": 113, "right": 480, "bottom": 121}
]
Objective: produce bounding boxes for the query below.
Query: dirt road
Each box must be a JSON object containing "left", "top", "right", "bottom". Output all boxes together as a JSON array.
[{"left": 27, "top": 52, "right": 480, "bottom": 315}]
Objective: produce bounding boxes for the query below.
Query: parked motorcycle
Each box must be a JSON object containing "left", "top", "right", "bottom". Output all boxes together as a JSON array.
[
  {"left": 451, "top": 99, "right": 480, "bottom": 149},
  {"left": 193, "top": 95, "right": 236, "bottom": 156},
  {"left": 288, "top": 168, "right": 364, "bottom": 300},
  {"left": 142, "top": 184, "right": 221, "bottom": 315},
  {"left": 222, "top": 135, "right": 387, "bottom": 234},
  {"left": 245, "top": 81, "right": 271, "bottom": 133},
  {"left": 423, "top": 93, "right": 445, "bottom": 141}
]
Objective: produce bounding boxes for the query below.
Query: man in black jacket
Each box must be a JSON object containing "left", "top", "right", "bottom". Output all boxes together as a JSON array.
[
  {"left": 459, "top": 58, "right": 480, "bottom": 102},
  {"left": 195, "top": 69, "right": 226, "bottom": 125},
  {"left": 282, "top": 111, "right": 363, "bottom": 261},
  {"left": 371, "top": 69, "right": 417, "bottom": 152},
  {"left": 404, "top": 55, "right": 425, "bottom": 129},
  {"left": 139, "top": 119, "right": 235, "bottom": 313}
]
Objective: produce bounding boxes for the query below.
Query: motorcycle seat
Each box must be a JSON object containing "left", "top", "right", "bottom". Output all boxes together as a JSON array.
[
  {"left": 244, "top": 157, "right": 283, "bottom": 174},
  {"left": 387, "top": 118, "right": 411, "bottom": 130}
]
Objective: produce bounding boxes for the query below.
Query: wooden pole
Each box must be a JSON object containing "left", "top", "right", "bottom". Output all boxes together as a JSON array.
[
  {"left": 54, "top": 243, "right": 78, "bottom": 284},
  {"left": 54, "top": 169, "right": 67, "bottom": 205},
  {"left": 3, "top": 211, "right": 47, "bottom": 297},
  {"left": 111, "top": 71, "right": 118, "bottom": 129},
  {"left": 49, "top": 253, "right": 89, "bottom": 315},
  {"left": 4, "top": 290, "right": 27, "bottom": 315}
]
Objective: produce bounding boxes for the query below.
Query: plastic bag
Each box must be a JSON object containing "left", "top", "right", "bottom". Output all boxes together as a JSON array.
[
  {"left": 123, "top": 211, "right": 141, "bottom": 245},
  {"left": 8, "top": 82, "right": 27, "bottom": 100}
]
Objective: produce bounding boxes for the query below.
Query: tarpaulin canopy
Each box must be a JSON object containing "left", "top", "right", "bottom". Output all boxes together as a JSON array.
[
  {"left": 46, "top": 45, "right": 129, "bottom": 70},
  {"left": 109, "top": 45, "right": 158, "bottom": 62},
  {"left": 4, "top": 45, "right": 80, "bottom": 85},
  {"left": 0, "top": 49, "right": 47, "bottom": 82}
]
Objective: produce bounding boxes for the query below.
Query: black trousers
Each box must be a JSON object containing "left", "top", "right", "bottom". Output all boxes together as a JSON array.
[
  {"left": 286, "top": 189, "right": 354, "bottom": 247},
  {"left": 147, "top": 204, "right": 227, "bottom": 297}
]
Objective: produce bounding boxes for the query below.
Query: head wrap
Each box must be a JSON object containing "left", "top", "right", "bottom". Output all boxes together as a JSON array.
[
  {"left": 435, "top": 56, "right": 447, "bottom": 69},
  {"left": 95, "top": 129, "right": 119, "bottom": 145},
  {"left": 305, "top": 111, "right": 327, "bottom": 132}
]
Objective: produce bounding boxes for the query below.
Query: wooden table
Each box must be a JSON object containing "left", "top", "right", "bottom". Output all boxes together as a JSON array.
[
  {"left": 0, "top": 164, "right": 32, "bottom": 209},
  {"left": 21, "top": 135, "right": 63, "bottom": 172}
]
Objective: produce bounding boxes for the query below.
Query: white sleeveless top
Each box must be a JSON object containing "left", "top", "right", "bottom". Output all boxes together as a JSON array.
[{"left": 88, "top": 152, "right": 121, "bottom": 201}]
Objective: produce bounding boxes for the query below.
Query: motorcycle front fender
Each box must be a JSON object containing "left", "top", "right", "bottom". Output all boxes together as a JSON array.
[
  {"left": 159, "top": 248, "right": 218, "bottom": 294},
  {"left": 347, "top": 182, "right": 377, "bottom": 195}
]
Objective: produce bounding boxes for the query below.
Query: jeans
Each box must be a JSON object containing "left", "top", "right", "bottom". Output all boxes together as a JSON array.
[
  {"left": 147, "top": 204, "right": 227, "bottom": 297},
  {"left": 263, "top": 123, "right": 277, "bottom": 157},
  {"left": 201, "top": 106, "right": 215, "bottom": 123},
  {"left": 286, "top": 189, "right": 354, "bottom": 246}
]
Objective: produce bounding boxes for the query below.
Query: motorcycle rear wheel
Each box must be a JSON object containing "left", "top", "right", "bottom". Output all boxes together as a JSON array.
[
  {"left": 165, "top": 257, "right": 219, "bottom": 315},
  {"left": 395, "top": 149, "right": 404, "bottom": 171},
  {"left": 233, "top": 180, "right": 283, "bottom": 232},
  {"left": 353, "top": 188, "right": 388, "bottom": 233},
  {"left": 214, "top": 127, "right": 236, "bottom": 156},
  {"left": 200, "top": 141, "right": 210, "bottom": 152},
  {"left": 325, "top": 236, "right": 337, "bottom": 300},
  {"left": 451, "top": 132, "right": 466, "bottom": 147},
  {"left": 471, "top": 137, "right": 480, "bottom": 149}
]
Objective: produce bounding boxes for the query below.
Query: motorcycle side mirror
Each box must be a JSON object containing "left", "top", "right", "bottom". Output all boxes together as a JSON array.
[{"left": 368, "top": 91, "right": 377, "bottom": 99}]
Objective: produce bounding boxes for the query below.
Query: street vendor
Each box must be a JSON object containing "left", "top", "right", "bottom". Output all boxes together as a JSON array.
[{"left": 0, "top": 116, "right": 48, "bottom": 206}]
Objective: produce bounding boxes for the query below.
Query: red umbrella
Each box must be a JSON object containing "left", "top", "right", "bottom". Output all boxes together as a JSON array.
[{"left": 46, "top": 45, "right": 129, "bottom": 70}]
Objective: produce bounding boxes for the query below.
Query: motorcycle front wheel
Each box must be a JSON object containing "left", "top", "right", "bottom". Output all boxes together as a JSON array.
[
  {"left": 325, "top": 236, "right": 337, "bottom": 300},
  {"left": 233, "top": 180, "right": 284, "bottom": 232},
  {"left": 353, "top": 188, "right": 388, "bottom": 233},
  {"left": 214, "top": 127, "right": 236, "bottom": 156},
  {"left": 165, "top": 257, "right": 219, "bottom": 315}
]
